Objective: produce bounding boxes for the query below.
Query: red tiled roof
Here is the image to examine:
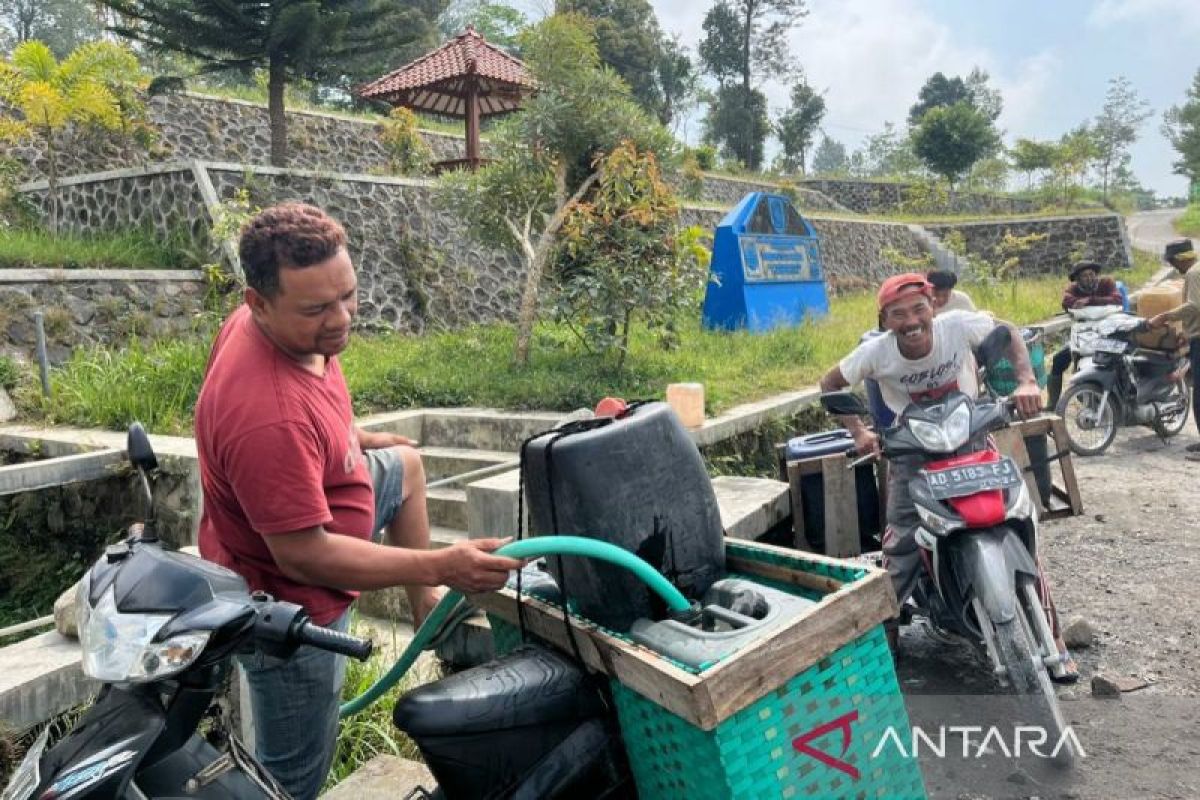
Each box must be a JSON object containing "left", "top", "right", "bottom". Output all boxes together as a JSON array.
[{"left": 354, "top": 27, "right": 534, "bottom": 117}]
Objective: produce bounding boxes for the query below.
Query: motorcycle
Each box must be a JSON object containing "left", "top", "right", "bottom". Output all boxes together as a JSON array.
[
  {"left": 1055, "top": 310, "right": 1190, "bottom": 455},
  {"left": 821, "top": 375, "right": 1073, "bottom": 761},
  {"left": 2, "top": 424, "right": 637, "bottom": 800}
]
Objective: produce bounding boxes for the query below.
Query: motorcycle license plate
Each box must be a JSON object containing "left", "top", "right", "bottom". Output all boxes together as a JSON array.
[
  {"left": 0, "top": 727, "right": 47, "bottom": 800},
  {"left": 925, "top": 457, "right": 1023, "bottom": 499},
  {"left": 1093, "top": 337, "right": 1127, "bottom": 354}
]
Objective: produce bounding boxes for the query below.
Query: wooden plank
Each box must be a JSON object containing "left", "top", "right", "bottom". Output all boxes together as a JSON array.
[
  {"left": 470, "top": 589, "right": 709, "bottom": 727},
  {"left": 785, "top": 461, "right": 812, "bottom": 552},
  {"left": 774, "top": 443, "right": 788, "bottom": 482},
  {"left": 726, "top": 554, "right": 843, "bottom": 594},
  {"left": 1048, "top": 418, "right": 1083, "bottom": 515},
  {"left": 696, "top": 569, "right": 898, "bottom": 727},
  {"left": 0, "top": 449, "right": 125, "bottom": 496},
  {"left": 821, "top": 455, "right": 860, "bottom": 556}
]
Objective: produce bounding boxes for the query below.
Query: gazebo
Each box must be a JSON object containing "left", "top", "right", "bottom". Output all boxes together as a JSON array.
[{"left": 356, "top": 26, "right": 535, "bottom": 172}]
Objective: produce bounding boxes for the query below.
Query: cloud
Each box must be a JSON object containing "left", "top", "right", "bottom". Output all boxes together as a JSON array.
[
  {"left": 1087, "top": 0, "right": 1200, "bottom": 31},
  {"left": 991, "top": 50, "right": 1061, "bottom": 142}
]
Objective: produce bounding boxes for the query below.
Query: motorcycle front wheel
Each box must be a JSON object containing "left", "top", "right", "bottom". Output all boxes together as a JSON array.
[
  {"left": 1056, "top": 383, "right": 1117, "bottom": 455},
  {"left": 992, "top": 616, "right": 1074, "bottom": 766}
]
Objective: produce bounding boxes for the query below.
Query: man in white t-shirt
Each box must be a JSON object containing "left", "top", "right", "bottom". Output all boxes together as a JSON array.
[{"left": 817, "top": 274, "right": 1077, "bottom": 678}]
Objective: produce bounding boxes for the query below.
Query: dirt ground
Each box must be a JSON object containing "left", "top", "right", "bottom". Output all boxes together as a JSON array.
[{"left": 896, "top": 424, "right": 1200, "bottom": 799}]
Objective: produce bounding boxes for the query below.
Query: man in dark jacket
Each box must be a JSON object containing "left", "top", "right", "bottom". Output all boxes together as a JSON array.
[{"left": 1046, "top": 261, "right": 1124, "bottom": 409}]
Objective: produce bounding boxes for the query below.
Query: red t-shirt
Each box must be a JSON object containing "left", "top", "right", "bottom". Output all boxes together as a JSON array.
[{"left": 195, "top": 305, "right": 374, "bottom": 624}]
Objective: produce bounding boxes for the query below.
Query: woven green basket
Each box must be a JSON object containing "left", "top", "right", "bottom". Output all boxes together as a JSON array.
[{"left": 487, "top": 541, "right": 926, "bottom": 800}]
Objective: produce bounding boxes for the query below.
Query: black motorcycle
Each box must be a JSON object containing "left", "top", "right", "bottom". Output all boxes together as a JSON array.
[
  {"left": 2, "top": 425, "right": 634, "bottom": 800},
  {"left": 1055, "top": 312, "right": 1191, "bottom": 455}
]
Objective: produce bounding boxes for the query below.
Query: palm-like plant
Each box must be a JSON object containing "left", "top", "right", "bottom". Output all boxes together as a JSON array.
[{"left": 0, "top": 40, "right": 144, "bottom": 233}]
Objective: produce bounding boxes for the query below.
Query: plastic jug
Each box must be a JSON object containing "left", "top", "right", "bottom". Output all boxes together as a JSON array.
[
  {"left": 666, "top": 383, "right": 705, "bottom": 428},
  {"left": 1135, "top": 283, "right": 1183, "bottom": 318}
]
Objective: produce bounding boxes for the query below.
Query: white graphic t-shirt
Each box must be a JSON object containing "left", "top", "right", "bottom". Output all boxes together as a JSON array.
[{"left": 839, "top": 310, "right": 997, "bottom": 416}]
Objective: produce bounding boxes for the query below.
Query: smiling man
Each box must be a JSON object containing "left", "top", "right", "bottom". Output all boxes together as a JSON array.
[
  {"left": 194, "top": 203, "right": 521, "bottom": 799},
  {"left": 816, "top": 273, "right": 1078, "bottom": 678}
]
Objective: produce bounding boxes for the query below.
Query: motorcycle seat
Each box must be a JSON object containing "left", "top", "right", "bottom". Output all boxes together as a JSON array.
[
  {"left": 393, "top": 645, "right": 605, "bottom": 736},
  {"left": 1130, "top": 348, "right": 1180, "bottom": 365}
]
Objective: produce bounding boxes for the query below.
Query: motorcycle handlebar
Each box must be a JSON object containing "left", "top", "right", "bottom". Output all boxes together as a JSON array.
[{"left": 295, "top": 620, "right": 374, "bottom": 661}]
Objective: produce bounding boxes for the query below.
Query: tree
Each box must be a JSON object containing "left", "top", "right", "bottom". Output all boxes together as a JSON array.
[
  {"left": 967, "top": 155, "right": 1008, "bottom": 192},
  {"left": 1089, "top": 75, "right": 1152, "bottom": 200},
  {"left": 98, "top": 0, "right": 430, "bottom": 166},
  {"left": 774, "top": 76, "right": 824, "bottom": 174},
  {"left": 551, "top": 141, "right": 709, "bottom": 368},
  {"left": 1163, "top": 68, "right": 1200, "bottom": 184},
  {"left": 0, "top": 0, "right": 102, "bottom": 57},
  {"left": 908, "top": 72, "right": 971, "bottom": 126},
  {"left": 811, "top": 134, "right": 847, "bottom": 175},
  {"left": 861, "top": 121, "right": 922, "bottom": 178},
  {"left": 704, "top": 83, "right": 769, "bottom": 170},
  {"left": 0, "top": 40, "right": 144, "bottom": 232},
  {"left": 911, "top": 101, "right": 998, "bottom": 187},
  {"left": 438, "top": 0, "right": 526, "bottom": 51},
  {"left": 657, "top": 34, "right": 696, "bottom": 130},
  {"left": 1050, "top": 124, "right": 1099, "bottom": 210},
  {"left": 964, "top": 66, "right": 1002, "bottom": 122},
  {"left": 698, "top": 0, "right": 805, "bottom": 168},
  {"left": 440, "top": 13, "right": 672, "bottom": 365},
  {"left": 1009, "top": 137, "right": 1056, "bottom": 188},
  {"left": 557, "top": 0, "right": 667, "bottom": 119}
]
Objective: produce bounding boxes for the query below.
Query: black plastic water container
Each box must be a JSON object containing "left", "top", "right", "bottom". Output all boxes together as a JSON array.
[
  {"left": 785, "top": 429, "right": 882, "bottom": 552},
  {"left": 522, "top": 402, "right": 725, "bottom": 632}
]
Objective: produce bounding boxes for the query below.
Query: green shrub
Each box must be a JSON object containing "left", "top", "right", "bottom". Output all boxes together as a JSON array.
[
  {"left": 692, "top": 144, "right": 717, "bottom": 171},
  {"left": 1175, "top": 203, "right": 1200, "bottom": 237},
  {"left": 379, "top": 107, "right": 433, "bottom": 176},
  {"left": 0, "top": 356, "right": 18, "bottom": 390},
  {"left": 0, "top": 228, "right": 198, "bottom": 270}
]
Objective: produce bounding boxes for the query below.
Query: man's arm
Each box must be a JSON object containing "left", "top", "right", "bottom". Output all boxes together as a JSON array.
[
  {"left": 819, "top": 366, "right": 878, "bottom": 455},
  {"left": 1061, "top": 286, "right": 1080, "bottom": 311},
  {"left": 357, "top": 427, "right": 417, "bottom": 450},
  {"left": 262, "top": 526, "right": 524, "bottom": 594},
  {"left": 1093, "top": 279, "right": 1123, "bottom": 307}
]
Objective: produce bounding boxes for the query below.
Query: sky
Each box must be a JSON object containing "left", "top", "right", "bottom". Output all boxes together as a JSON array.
[
  {"left": 513, "top": 0, "right": 1200, "bottom": 198},
  {"left": 639, "top": 0, "right": 1200, "bottom": 198}
]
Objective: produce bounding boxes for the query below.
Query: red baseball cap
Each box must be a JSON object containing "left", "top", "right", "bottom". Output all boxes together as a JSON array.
[{"left": 877, "top": 273, "right": 933, "bottom": 311}]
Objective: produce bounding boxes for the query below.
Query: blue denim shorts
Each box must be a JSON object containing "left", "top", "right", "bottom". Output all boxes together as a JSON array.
[{"left": 364, "top": 446, "right": 405, "bottom": 541}]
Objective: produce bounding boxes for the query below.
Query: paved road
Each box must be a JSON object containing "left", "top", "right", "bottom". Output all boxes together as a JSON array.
[{"left": 1126, "top": 208, "right": 1185, "bottom": 256}]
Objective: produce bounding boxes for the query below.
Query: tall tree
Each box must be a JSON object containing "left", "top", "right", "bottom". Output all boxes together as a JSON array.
[
  {"left": 1091, "top": 75, "right": 1151, "bottom": 200},
  {"left": 1050, "top": 124, "right": 1099, "bottom": 210},
  {"left": 811, "top": 134, "right": 847, "bottom": 175},
  {"left": 698, "top": 0, "right": 805, "bottom": 169},
  {"left": 908, "top": 72, "right": 971, "bottom": 126},
  {"left": 438, "top": 1, "right": 526, "bottom": 51},
  {"left": 703, "top": 83, "right": 768, "bottom": 170},
  {"left": 656, "top": 33, "right": 696, "bottom": 129},
  {"left": 1163, "top": 67, "right": 1200, "bottom": 185},
  {"left": 0, "top": 0, "right": 103, "bottom": 57},
  {"left": 911, "top": 101, "right": 997, "bottom": 188},
  {"left": 773, "top": 75, "right": 823, "bottom": 174},
  {"left": 558, "top": 0, "right": 667, "bottom": 119},
  {"left": 97, "top": 0, "right": 430, "bottom": 166},
  {"left": 1009, "top": 137, "right": 1056, "bottom": 188},
  {"left": 862, "top": 121, "right": 921, "bottom": 178},
  {"left": 964, "top": 66, "right": 1002, "bottom": 122}
]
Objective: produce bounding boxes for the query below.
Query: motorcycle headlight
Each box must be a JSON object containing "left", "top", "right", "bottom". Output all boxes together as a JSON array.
[
  {"left": 907, "top": 403, "right": 971, "bottom": 452},
  {"left": 79, "top": 583, "right": 209, "bottom": 683}
]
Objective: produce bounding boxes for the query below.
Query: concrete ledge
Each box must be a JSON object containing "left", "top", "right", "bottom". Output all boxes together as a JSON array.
[
  {"left": 322, "top": 755, "right": 434, "bottom": 800},
  {"left": 0, "top": 449, "right": 125, "bottom": 496},
  {"left": 17, "top": 161, "right": 195, "bottom": 192},
  {"left": 0, "top": 630, "right": 92, "bottom": 733},
  {"left": 711, "top": 476, "right": 791, "bottom": 541},
  {"left": 689, "top": 388, "right": 822, "bottom": 448},
  {"left": 0, "top": 269, "right": 204, "bottom": 282},
  {"left": 202, "top": 160, "right": 436, "bottom": 189}
]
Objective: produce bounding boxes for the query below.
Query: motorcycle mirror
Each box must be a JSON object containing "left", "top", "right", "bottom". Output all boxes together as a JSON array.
[
  {"left": 820, "top": 391, "right": 869, "bottom": 417},
  {"left": 127, "top": 422, "right": 158, "bottom": 473}
]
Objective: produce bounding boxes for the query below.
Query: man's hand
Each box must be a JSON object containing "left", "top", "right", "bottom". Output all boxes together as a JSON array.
[
  {"left": 1012, "top": 379, "right": 1042, "bottom": 418},
  {"left": 1148, "top": 313, "right": 1170, "bottom": 329},
  {"left": 852, "top": 427, "right": 881, "bottom": 457},
  {"left": 358, "top": 430, "right": 418, "bottom": 450},
  {"left": 434, "top": 538, "right": 525, "bottom": 594}
]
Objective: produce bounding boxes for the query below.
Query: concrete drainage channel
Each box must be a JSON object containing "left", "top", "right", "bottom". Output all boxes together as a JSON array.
[{"left": 0, "top": 402, "right": 798, "bottom": 776}]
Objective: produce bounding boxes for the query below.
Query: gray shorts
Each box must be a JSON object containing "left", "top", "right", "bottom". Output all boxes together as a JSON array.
[{"left": 364, "top": 447, "right": 405, "bottom": 540}]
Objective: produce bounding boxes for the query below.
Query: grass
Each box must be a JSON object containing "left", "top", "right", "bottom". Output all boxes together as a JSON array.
[
  {"left": 18, "top": 251, "right": 1160, "bottom": 436},
  {"left": 1174, "top": 203, "right": 1200, "bottom": 237},
  {"left": 325, "top": 617, "right": 437, "bottom": 791},
  {"left": 0, "top": 228, "right": 200, "bottom": 270}
]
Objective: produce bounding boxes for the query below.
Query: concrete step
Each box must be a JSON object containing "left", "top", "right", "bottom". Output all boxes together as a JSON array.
[
  {"left": 322, "top": 755, "right": 434, "bottom": 799},
  {"left": 0, "top": 630, "right": 93, "bottom": 733},
  {"left": 418, "top": 445, "right": 512, "bottom": 482},
  {"left": 426, "top": 487, "right": 467, "bottom": 531},
  {"left": 419, "top": 410, "right": 564, "bottom": 450}
]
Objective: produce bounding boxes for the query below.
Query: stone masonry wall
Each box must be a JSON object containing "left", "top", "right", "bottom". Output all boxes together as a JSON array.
[
  {"left": 800, "top": 178, "right": 1038, "bottom": 216},
  {"left": 0, "top": 272, "right": 208, "bottom": 364},
  {"left": 684, "top": 174, "right": 847, "bottom": 212},
  {"left": 924, "top": 214, "right": 1132, "bottom": 275},
  {"left": 682, "top": 206, "right": 926, "bottom": 293},
  {"left": 206, "top": 166, "right": 522, "bottom": 332}
]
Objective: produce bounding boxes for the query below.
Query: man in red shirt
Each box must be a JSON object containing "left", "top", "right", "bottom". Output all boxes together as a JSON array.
[{"left": 195, "top": 203, "right": 521, "bottom": 800}]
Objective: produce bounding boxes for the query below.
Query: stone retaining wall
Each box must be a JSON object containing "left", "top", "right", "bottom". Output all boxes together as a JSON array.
[
  {"left": 0, "top": 270, "right": 208, "bottom": 364},
  {"left": 924, "top": 214, "right": 1132, "bottom": 275},
  {"left": 685, "top": 174, "right": 846, "bottom": 212},
  {"left": 800, "top": 178, "right": 1038, "bottom": 215}
]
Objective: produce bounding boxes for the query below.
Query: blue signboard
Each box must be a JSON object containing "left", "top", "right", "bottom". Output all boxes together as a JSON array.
[{"left": 702, "top": 192, "right": 829, "bottom": 332}]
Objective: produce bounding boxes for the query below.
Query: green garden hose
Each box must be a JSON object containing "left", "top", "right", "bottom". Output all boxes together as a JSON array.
[{"left": 339, "top": 536, "right": 689, "bottom": 717}]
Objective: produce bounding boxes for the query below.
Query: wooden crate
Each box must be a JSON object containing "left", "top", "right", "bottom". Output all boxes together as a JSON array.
[
  {"left": 991, "top": 414, "right": 1084, "bottom": 521},
  {"left": 775, "top": 413, "right": 1083, "bottom": 558}
]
